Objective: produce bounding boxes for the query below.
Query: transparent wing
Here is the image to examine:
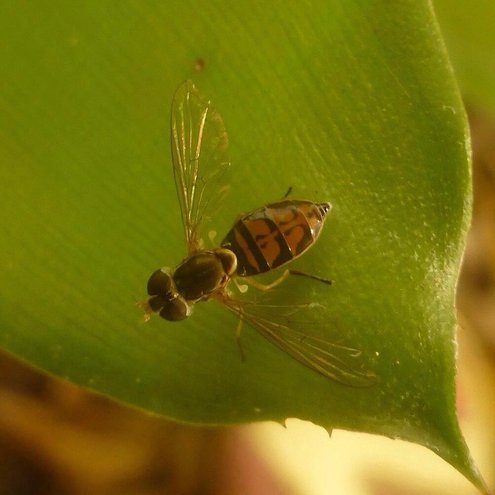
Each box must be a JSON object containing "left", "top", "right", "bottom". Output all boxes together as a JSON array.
[
  {"left": 221, "top": 294, "right": 376, "bottom": 387},
  {"left": 170, "top": 80, "right": 230, "bottom": 253}
]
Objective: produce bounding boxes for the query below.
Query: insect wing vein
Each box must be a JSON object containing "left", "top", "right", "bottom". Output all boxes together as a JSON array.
[
  {"left": 223, "top": 298, "right": 375, "bottom": 387},
  {"left": 170, "top": 80, "right": 230, "bottom": 253}
]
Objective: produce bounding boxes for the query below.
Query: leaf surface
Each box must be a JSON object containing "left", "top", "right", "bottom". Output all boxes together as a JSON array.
[{"left": 0, "top": 1, "right": 484, "bottom": 490}]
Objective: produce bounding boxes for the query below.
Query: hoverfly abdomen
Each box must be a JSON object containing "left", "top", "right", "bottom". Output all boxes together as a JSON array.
[{"left": 221, "top": 199, "right": 332, "bottom": 277}]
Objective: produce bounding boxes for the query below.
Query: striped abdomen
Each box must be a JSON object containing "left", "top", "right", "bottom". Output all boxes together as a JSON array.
[{"left": 221, "top": 199, "right": 332, "bottom": 277}]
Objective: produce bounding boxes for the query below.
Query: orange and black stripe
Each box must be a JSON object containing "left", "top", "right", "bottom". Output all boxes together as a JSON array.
[{"left": 222, "top": 199, "right": 331, "bottom": 277}]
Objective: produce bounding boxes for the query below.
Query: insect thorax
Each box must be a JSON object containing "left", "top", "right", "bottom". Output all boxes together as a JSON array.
[{"left": 173, "top": 249, "right": 237, "bottom": 302}]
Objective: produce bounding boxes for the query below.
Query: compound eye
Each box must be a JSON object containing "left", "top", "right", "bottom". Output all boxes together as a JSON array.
[
  {"left": 147, "top": 269, "right": 173, "bottom": 296},
  {"left": 159, "top": 296, "right": 191, "bottom": 321},
  {"left": 147, "top": 294, "right": 167, "bottom": 312}
]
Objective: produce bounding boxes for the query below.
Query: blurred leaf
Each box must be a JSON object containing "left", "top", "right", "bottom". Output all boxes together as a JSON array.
[
  {"left": 435, "top": 0, "right": 495, "bottom": 115},
  {"left": 0, "top": 0, "right": 485, "bottom": 491}
]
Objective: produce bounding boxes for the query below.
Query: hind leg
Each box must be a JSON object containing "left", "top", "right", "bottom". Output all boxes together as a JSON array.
[{"left": 242, "top": 269, "right": 332, "bottom": 291}]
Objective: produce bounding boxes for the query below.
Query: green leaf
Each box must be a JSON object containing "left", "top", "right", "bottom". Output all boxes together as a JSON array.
[
  {"left": 434, "top": 0, "right": 495, "bottom": 116},
  {"left": 0, "top": 1, "right": 485, "bottom": 491}
]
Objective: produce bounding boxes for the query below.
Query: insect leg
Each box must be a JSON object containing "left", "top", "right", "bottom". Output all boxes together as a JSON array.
[
  {"left": 236, "top": 315, "right": 246, "bottom": 362},
  {"left": 242, "top": 269, "right": 291, "bottom": 291},
  {"left": 288, "top": 269, "right": 333, "bottom": 286},
  {"left": 241, "top": 269, "right": 332, "bottom": 291},
  {"left": 282, "top": 186, "right": 293, "bottom": 199}
]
